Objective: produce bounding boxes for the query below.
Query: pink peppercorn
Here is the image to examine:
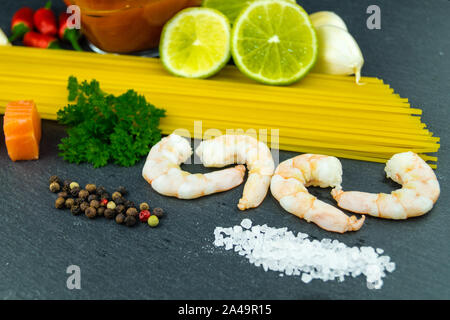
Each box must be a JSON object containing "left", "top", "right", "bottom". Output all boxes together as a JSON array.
[{"left": 139, "top": 210, "right": 151, "bottom": 223}]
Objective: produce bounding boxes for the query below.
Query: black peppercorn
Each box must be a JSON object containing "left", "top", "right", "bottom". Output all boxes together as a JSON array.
[
  {"left": 65, "top": 198, "right": 75, "bottom": 209},
  {"left": 100, "top": 193, "right": 110, "bottom": 201},
  {"left": 74, "top": 198, "right": 83, "bottom": 206},
  {"left": 97, "top": 207, "right": 105, "bottom": 217},
  {"left": 115, "top": 213, "right": 126, "bottom": 224},
  {"left": 71, "top": 205, "right": 81, "bottom": 215},
  {"left": 124, "top": 215, "right": 136, "bottom": 227},
  {"left": 49, "top": 175, "right": 61, "bottom": 185},
  {"left": 78, "top": 189, "right": 89, "bottom": 200},
  {"left": 55, "top": 197, "right": 65, "bottom": 209},
  {"left": 80, "top": 201, "right": 89, "bottom": 212},
  {"left": 87, "top": 194, "right": 98, "bottom": 202},
  {"left": 117, "top": 186, "right": 128, "bottom": 196},
  {"left": 104, "top": 208, "right": 116, "bottom": 219},
  {"left": 90, "top": 200, "right": 100, "bottom": 209},
  {"left": 116, "top": 204, "right": 126, "bottom": 214},
  {"left": 49, "top": 182, "right": 60, "bottom": 193},
  {"left": 112, "top": 191, "right": 122, "bottom": 201},
  {"left": 124, "top": 200, "right": 134, "bottom": 209},
  {"left": 114, "top": 197, "right": 124, "bottom": 205},
  {"left": 126, "top": 207, "right": 138, "bottom": 217},
  {"left": 96, "top": 186, "right": 107, "bottom": 195},
  {"left": 85, "top": 184, "right": 97, "bottom": 194},
  {"left": 57, "top": 191, "right": 69, "bottom": 199},
  {"left": 70, "top": 186, "right": 80, "bottom": 197},
  {"left": 62, "top": 180, "right": 71, "bottom": 192},
  {"left": 85, "top": 207, "right": 97, "bottom": 219},
  {"left": 153, "top": 207, "right": 164, "bottom": 218}
]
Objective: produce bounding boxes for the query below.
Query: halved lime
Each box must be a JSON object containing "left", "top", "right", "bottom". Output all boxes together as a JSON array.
[
  {"left": 160, "top": 8, "right": 231, "bottom": 79},
  {"left": 203, "top": 0, "right": 296, "bottom": 24},
  {"left": 231, "top": 1, "right": 318, "bottom": 86}
]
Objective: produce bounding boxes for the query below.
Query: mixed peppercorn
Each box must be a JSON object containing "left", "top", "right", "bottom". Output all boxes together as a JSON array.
[{"left": 49, "top": 175, "right": 163, "bottom": 228}]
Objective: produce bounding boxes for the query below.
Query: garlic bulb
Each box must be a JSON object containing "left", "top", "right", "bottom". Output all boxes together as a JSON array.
[
  {"left": 0, "top": 28, "right": 11, "bottom": 46},
  {"left": 313, "top": 25, "right": 364, "bottom": 84},
  {"left": 310, "top": 11, "right": 348, "bottom": 31}
]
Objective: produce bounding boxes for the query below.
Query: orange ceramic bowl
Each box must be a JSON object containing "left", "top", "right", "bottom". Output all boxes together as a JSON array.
[{"left": 64, "top": 0, "right": 202, "bottom": 53}]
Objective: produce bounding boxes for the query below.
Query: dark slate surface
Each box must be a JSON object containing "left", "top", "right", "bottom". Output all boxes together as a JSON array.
[{"left": 0, "top": 0, "right": 449, "bottom": 300}]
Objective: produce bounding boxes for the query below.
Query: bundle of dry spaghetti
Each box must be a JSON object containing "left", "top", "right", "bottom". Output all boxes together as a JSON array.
[{"left": 0, "top": 46, "right": 439, "bottom": 167}]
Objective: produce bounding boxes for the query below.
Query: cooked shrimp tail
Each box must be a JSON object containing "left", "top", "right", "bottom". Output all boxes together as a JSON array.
[
  {"left": 238, "top": 174, "right": 272, "bottom": 210},
  {"left": 196, "top": 134, "right": 275, "bottom": 210},
  {"left": 301, "top": 201, "right": 365, "bottom": 233},
  {"left": 332, "top": 151, "right": 440, "bottom": 219},
  {"left": 142, "top": 134, "right": 245, "bottom": 199},
  {"left": 271, "top": 154, "right": 365, "bottom": 233}
]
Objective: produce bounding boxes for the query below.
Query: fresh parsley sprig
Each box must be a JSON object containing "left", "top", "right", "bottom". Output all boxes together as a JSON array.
[{"left": 57, "top": 76, "right": 166, "bottom": 168}]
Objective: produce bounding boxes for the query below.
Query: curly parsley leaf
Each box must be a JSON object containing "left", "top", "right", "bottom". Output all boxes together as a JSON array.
[{"left": 57, "top": 76, "right": 166, "bottom": 168}]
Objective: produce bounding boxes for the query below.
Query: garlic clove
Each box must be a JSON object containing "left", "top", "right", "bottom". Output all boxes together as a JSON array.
[
  {"left": 310, "top": 11, "right": 348, "bottom": 31},
  {"left": 313, "top": 25, "right": 364, "bottom": 84},
  {"left": 0, "top": 28, "right": 11, "bottom": 46}
]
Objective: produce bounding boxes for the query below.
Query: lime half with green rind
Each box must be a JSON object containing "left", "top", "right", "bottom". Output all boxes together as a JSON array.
[
  {"left": 231, "top": 1, "right": 318, "bottom": 85},
  {"left": 160, "top": 7, "right": 231, "bottom": 79},
  {"left": 203, "top": 0, "right": 297, "bottom": 24}
]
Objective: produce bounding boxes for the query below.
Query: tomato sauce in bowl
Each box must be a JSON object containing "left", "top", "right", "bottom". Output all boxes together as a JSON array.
[{"left": 64, "top": 0, "right": 202, "bottom": 53}]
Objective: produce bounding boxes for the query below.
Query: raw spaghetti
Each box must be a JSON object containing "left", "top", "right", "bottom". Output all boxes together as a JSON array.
[{"left": 0, "top": 46, "right": 439, "bottom": 168}]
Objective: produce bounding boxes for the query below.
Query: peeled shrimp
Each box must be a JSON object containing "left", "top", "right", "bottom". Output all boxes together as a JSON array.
[
  {"left": 332, "top": 151, "right": 440, "bottom": 219},
  {"left": 270, "top": 154, "right": 365, "bottom": 233},
  {"left": 142, "top": 134, "right": 245, "bottom": 199},
  {"left": 195, "top": 135, "right": 275, "bottom": 210}
]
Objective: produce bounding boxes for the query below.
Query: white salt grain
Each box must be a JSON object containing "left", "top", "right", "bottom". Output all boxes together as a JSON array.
[
  {"left": 233, "top": 225, "right": 243, "bottom": 234},
  {"left": 213, "top": 219, "right": 396, "bottom": 290},
  {"left": 386, "top": 262, "right": 396, "bottom": 273},
  {"left": 301, "top": 273, "right": 313, "bottom": 283},
  {"left": 241, "top": 218, "right": 252, "bottom": 229}
]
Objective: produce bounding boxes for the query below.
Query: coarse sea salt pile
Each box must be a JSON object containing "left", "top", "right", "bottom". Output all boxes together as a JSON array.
[{"left": 213, "top": 219, "right": 396, "bottom": 289}]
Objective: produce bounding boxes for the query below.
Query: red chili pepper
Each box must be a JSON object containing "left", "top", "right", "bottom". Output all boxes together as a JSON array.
[
  {"left": 139, "top": 210, "right": 151, "bottom": 223},
  {"left": 8, "top": 7, "right": 34, "bottom": 42},
  {"left": 23, "top": 31, "right": 60, "bottom": 49},
  {"left": 58, "top": 12, "right": 83, "bottom": 51},
  {"left": 33, "top": 1, "right": 57, "bottom": 36}
]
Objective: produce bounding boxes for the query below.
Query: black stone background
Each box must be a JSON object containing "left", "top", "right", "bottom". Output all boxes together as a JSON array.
[{"left": 0, "top": 0, "right": 449, "bottom": 299}]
